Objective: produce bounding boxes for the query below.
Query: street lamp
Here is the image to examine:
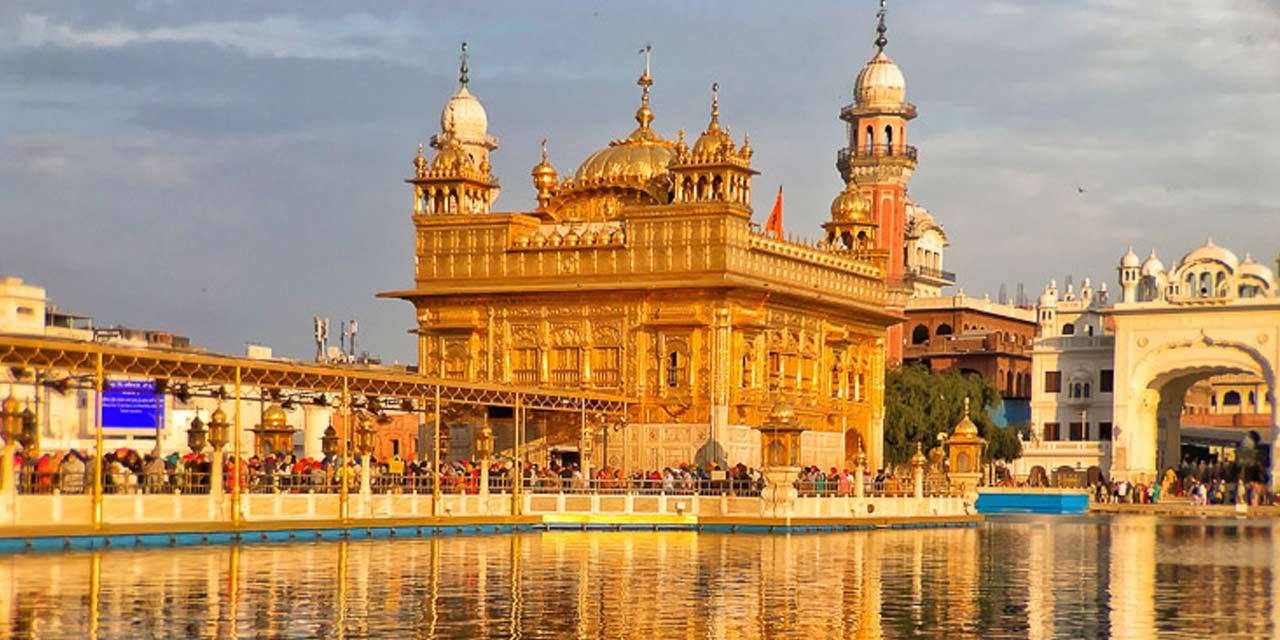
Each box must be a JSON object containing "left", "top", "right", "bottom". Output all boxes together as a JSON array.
[
  {"left": 354, "top": 413, "right": 376, "bottom": 457},
  {"left": 321, "top": 424, "right": 340, "bottom": 458},
  {"left": 208, "top": 405, "right": 230, "bottom": 452},
  {"left": 187, "top": 415, "right": 208, "bottom": 453},
  {"left": 0, "top": 393, "right": 22, "bottom": 446}
]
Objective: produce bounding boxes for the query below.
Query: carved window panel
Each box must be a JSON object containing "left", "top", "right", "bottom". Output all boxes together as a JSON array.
[
  {"left": 592, "top": 347, "right": 621, "bottom": 389},
  {"left": 551, "top": 347, "right": 582, "bottom": 387},
  {"left": 442, "top": 339, "right": 469, "bottom": 380},
  {"left": 512, "top": 347, "right": 540, "bottom": 385}
]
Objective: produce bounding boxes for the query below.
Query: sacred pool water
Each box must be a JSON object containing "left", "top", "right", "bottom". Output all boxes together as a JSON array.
[{"left": 1, "top": 515, "right": 1276, "bottom": 639}]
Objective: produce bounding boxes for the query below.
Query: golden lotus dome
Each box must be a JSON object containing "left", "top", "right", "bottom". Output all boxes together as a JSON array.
[
  {"left": 210, "top": 406, "right": 228, "bottom": 424},
  {"left": 574, "top": 138, "right": 675, "bottom": 183},
  {"left": 263, "top": 403, "right": 288, "bottom": 428},
  {"left": 952, "top": 398, "right": 980, "bottom": 439},
  {"left": 531, "top": 142, "right": 558, "bottom": 189},
  {"left": 855, "top": 50, "right": 906, "bottom": 109},
  {"left": 432, "top": 139, "right": 474, "bottom": 173},
  {"left": 692, "top": 83, "right": 735, "bottom": 157},
  {"left": 572, "top": 62, "right": 675, "bottom": 184},
  {"left": 830, "top": 181, "right": 871, "bottom": 222}
]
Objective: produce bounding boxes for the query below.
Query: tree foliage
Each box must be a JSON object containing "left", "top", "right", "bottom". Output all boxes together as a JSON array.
[{"left": 882, "top": 365, "right": 1022, "bottom": 465}]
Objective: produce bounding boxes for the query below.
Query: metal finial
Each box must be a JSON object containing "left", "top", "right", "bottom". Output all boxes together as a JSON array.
[
  {"left": 459, "top": 42, "right": 469, "bottom": 86},
  {"left": 875, "top": 0, "right": 888, "bottom": 51}
]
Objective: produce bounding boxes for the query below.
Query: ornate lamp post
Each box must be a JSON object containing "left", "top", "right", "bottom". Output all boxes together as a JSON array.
[
  {"left": 187, "top": 415, "right": 208, "bottom": 454},
  {"left": 354, "top": 413, "right": 375, "bottom": 495},
  {"left": 207, "top": 405, "right": 230, "bottom": 498},
  {"left": 321, "top": 424, "right": 340, "bottom": 459},
  {"left": 1, "top": 393, "right": 23, "bottom": 494},
  {"left": 475, "top": 418, "right": 495, "bottom": 497}
]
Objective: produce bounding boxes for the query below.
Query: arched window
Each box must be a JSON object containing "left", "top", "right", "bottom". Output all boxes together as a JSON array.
[
  {"left": 911, "top": 324, "right": 930, "bottom": 345},
  {"left": 1223, "top": 391, "right": 1242, "bottom": 406},
  {"left": 936, "top": 324, "right": 953, "bottom": 337},
  {"left": 1062, "top": 324, "right": 1076, "bottom": 336}
]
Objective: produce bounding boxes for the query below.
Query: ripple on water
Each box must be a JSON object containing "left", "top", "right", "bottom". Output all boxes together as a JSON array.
[{"left": 0, "top": 516, "right": 1275, "bottom": 639}]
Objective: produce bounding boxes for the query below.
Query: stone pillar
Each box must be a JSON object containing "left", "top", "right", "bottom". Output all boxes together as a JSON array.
[
  {"left": 760, "top": 466, "right": 799, "bottom": 519},
  {"left": 302, "top": 406, "right": 330, "bottom": 460}
]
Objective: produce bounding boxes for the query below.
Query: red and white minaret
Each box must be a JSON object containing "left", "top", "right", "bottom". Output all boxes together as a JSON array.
[{"left": 837, "top": 0, "right": 918, "bottom": 364}]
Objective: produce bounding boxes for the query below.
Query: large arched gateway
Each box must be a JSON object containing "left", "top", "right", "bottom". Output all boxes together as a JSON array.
[{"left": 1110, "top": 242, "right": 1280, "bottom": 490}]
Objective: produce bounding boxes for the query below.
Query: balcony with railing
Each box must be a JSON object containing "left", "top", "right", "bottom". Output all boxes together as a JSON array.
[
  {"left": 837, "top": 144, "right": 918, "bottom": 167},
  {"left": 909, "top": 265, "right": 957, "bottom": 286}
]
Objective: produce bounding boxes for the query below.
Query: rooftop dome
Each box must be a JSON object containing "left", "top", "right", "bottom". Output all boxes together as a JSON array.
[
  {"left": 1140, "top": 250, "right": 1166, "bottom": 278},
  {"left": 830, "top": 180, "right": 871, "bottom": 222},
  {"left": 1238, "top": 254, "right": 1275, "bottom": 285},
  {"left": 572, "top": 63, "right": 675, "bottom": 184},
  {"left": 692, "top": 83, "right": 734, "bottom": 157},
  {"left": 854, "top": 50, "right": 906, "bottom": 109},
  {"left": 440, "top": 86, "right": 489, "bottom": 144},
  {"left": 1180, "top": 238, "right": 1239, "bottom": 271},
  {"left": 1120, "top": 246, "right": 1140, "bottom": 269}
]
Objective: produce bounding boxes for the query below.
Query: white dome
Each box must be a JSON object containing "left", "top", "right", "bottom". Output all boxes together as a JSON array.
[
  {"left": 440, "top": 86, "right": 489, "bottom": 144},
  {"left": 1179, "top": 238, "right": 1239, "bottom": 272},
  {"left": 1140, "top": 250, "right": 1165, "bottom": 278},
  {"left": 1120, "top": 246, "right": 1140, "bottom": 268},
  {"left": 854, "top": 51, "right": 906, "bottom": 109},
  {"left": 1238, "top": 254, "right": 1274, "bottom": 286}
]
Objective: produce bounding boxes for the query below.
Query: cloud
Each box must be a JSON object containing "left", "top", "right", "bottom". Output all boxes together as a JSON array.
[{"left": 8, "top": 12, "right": 419, "bottom": 61}]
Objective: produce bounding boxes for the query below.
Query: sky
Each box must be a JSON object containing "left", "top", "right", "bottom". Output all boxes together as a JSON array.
[{"left": 1, "top": 0, "right": 1278, "bottom": 364}]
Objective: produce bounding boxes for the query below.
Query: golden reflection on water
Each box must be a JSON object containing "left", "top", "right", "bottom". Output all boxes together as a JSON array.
[{"left": 0, "top": 517, "right": 1275, "bottom": 639}]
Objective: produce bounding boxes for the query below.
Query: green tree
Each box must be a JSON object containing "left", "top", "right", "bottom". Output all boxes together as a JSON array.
[{"left": 882, "top": 364, "right": 1021, "bottom": 465}]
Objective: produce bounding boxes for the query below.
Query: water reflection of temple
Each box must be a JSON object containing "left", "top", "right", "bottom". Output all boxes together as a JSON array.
[{"left": 0, "top": 520, "right": 1276, "bottom": 637}]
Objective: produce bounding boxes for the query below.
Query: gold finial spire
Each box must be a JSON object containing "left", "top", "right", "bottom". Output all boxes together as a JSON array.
[
  {"left": 875, "top": 0, "right": 888, "bottom": 51},
  {"left": 708, "top": 82, "right": 721, "bottom": 132},
  {"left": 634, "top": 43, "right": 654, "bottom": 130},
  {"left": 459, "top": 41, "right": 469, "bottom": 87}
]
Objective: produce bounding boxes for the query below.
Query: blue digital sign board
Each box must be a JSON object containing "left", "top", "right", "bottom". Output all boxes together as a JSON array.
[{"left": 102, "top": 380, "right": 165, "bottom": 430}]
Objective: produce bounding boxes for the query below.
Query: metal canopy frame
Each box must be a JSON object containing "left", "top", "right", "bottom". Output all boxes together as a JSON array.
[{"left": 0, "top": 335, "right": 630, "bottom": 414}]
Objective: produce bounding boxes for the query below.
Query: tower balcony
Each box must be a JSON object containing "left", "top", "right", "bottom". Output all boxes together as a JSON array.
[
  {"left": 836, "top": 145, "right": 918, "bottom": 179},
  {"left": 908, "top": 265, "right": 956, "bottom": 287}
]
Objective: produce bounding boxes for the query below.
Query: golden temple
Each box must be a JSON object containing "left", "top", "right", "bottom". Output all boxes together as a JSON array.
[{"left": 382, "top": 27, "right": 923, "bottom": 472}]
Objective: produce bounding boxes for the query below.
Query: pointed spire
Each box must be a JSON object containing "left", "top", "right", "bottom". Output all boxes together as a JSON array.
[
  {"left": 459, "top": 42, "right": 469, "bottom": 87},
  {"left": 634, "top": 43, "right": 654, "bottom": 130},
  {"left": 709, "top": 82, "right": 721, "bottom": 131},
  {"left": 875, "top": 0, "right": 888, "bottom": 52}
]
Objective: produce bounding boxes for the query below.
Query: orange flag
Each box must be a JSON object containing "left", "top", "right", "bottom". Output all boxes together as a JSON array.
[{"left": 764, "top": 186, "right": 783, "bottom": 238}]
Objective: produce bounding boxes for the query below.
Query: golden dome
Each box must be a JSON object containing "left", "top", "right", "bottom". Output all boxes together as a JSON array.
[
  {"left": 952, "top": 398, "right": 980, "bottom": 439},
  {"left": 911, "top": 442, "right": 927, "bottom": 467},
  {"left": 692, "top": 83, "right": 734, "bottom": 157},
  {"left": 531, "top": 139, "right": 558, "bottom": 190},
  {"left": 263, "top": 403, "right": 288, "bottom": 428},
  {"left": 210, "top": 406, "right": 228, "bottom": 424},
  {"left": 413, "top": 144, "right": 427, "bottom": 177},
  {"left": 432, "top": 138, "right": 474, "bottom": 173},
  {"left": 830, "top": 180, "right": 871, "bottom": 222},
  {"left": 572, "top": 61, "right": 675, "bottom": 184}
]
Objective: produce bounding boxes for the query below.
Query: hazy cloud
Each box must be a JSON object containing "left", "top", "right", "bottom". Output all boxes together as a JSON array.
[{"left": 1, "top": 0, "right": 1276, "bottom": 364}]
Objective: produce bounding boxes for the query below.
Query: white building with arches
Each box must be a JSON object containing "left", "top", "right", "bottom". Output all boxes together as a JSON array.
[
  {"left": 1111, "top": 241, "right": 1280, "bottom": 489},
  {"left": 1019, "top": 241, "right": 1280, "bottom": 490}
]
